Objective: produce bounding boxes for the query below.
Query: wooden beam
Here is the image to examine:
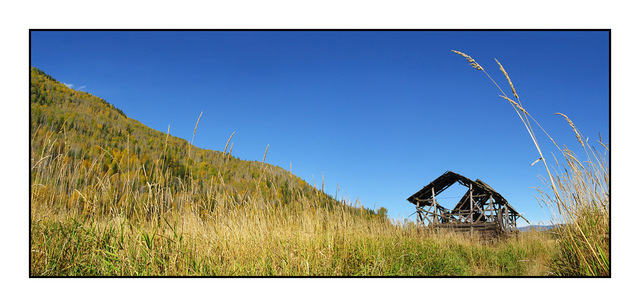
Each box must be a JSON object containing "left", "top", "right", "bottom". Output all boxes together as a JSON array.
[
  {"left": 416, "top": 207, "right": 424, "bottom": 224},
  {"left": 504, "top": 206, "right": 510, "bottom": 231},
  {"left": 431, "top": 187, "right": 437, "bottom": 225},
  {"left": 468, "top": 183, "right": 474, "bottom": 222},
  {"left": 420, "top": 209, "right": 457, "bottom": 220},
  {"left": 486, "top": 194, "right": 495, "bottom": 222},
  {"left": 419, "top": 205, "right": 435, "bottom": 226}
]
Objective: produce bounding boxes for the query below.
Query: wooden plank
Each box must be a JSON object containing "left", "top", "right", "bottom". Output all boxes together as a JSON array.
[
  {"left": 431, "top": 187, "right": 437, "bottom": 225},
  {"left": 416, "top": 207, "right": 430, "bottom": 225},
  {"left": 418, "top": 204, "right": 435, "bottom": 225},
  {"left": 504, "top": 206, "right": 510, "bottom": 231},
  {"left": 477, "top": 195, "right": 491, "bottom": 221},
  {"left": 429, "top": 210, "right": 456, "bottom": 220},
  {"left": 420, "top": 207, "right": 434, "bottom": 225},
  {"left": 468, "top": 183, "right": 474, "bottom": 222},
  {"left": 488, "top": 194, "right": 495, "bottom": 222}
]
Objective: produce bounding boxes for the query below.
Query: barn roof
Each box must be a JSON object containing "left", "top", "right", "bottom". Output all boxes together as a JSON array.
[{"left": 407, "top": 171, "right": 520, "bottom": 215}]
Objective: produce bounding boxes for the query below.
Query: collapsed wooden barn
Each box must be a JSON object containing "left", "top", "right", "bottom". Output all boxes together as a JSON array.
[{"left": 407, "top": 171, "right": 529, "bottom": 237}]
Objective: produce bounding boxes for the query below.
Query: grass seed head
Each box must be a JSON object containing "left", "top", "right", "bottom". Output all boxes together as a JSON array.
[
  {"left": 452, "top": 50, "right": 484, "bottom": 71},
  {"left": 555, "top": 113, "right": 585, "bottom": 147},
  {"left": 495, "top": 59, "right": 519, "bottom": 100},
  {"left": 500, "top": 95, "right": 529, "bottom": 115}
]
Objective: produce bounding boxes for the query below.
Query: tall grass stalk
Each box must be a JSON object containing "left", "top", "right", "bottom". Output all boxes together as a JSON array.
[{"left": 452, "top": 50, "right": 610, "bottom": 276}]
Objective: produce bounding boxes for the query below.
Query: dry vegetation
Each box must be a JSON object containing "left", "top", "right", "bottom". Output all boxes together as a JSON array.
[
  {"left": 30, "top": 125, "right": 555, "bottom": 276},
  {"left": 30, "top": 52, "right": 608, "bottom": 276}
]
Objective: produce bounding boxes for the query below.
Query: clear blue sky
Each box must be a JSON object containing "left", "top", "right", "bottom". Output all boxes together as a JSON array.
[{"left": 30, "top": 30, "right": 609, "bottom": 226}]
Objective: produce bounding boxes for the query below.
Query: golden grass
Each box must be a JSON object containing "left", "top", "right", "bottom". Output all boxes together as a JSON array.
[
  {"left": 30, "top": 120, "right": 557, "bottom": 276},
  {"left": 188, "top": 111, "right": 203, "bottom": 158}
]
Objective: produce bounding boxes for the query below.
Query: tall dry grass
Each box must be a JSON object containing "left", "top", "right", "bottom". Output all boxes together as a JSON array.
[
  {"left": 30, "top": 116, "right": 555, "bottom": 276},
  {"left": 452, "top": 50, "right": 610, "bottom": 276}
]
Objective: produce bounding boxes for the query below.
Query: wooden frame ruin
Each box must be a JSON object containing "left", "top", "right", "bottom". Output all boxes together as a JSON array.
[{"left": 407, "top": 171, "right": 529, "bottom": 236}]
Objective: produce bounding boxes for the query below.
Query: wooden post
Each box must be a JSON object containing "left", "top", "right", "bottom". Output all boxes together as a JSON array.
[
  {"left": 431, "top": 187, "right": 437, "bottom": 225},
  {"left": 504, "top": 206, "right": 510, "bottom": 231},
  {"left": 509, "top": 214, "right": 515, "bottom": 230},
  {"left": 468, "top": 183, "right": 474, "bottom": 223},
  {"left": 488, "top": 194, "right": 494, "bottom": 222},
  {"left": 478, "top": 201, "right": 486, "bottom": 221}
]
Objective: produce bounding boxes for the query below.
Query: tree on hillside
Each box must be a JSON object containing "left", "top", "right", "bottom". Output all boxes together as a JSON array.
[{"left": 376, "top": 207, "right": 388, "bottom": 219}]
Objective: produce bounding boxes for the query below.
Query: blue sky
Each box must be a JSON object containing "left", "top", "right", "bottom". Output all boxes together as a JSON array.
[{"left": 30, "top": 30, "right": 609, "bottom": 226}]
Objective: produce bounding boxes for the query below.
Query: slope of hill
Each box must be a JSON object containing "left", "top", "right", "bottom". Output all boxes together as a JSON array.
[
  {"left": 30, "top": 66, "right": 377, "bottom": 220},
  {"left": 29, "top": 66, "right": 559, "bottom": 277}
]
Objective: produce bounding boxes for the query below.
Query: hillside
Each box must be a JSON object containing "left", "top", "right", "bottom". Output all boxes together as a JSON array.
[
  {"left": 30, "top": 66, "right": 379, "bottom": 220},
  {"left": 29, "top": 66, "right": 561, "bottom": 277}
]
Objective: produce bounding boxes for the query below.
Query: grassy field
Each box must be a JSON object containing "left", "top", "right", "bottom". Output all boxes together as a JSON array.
[
  {"left": 30, "top": 201, "right": 557, "bottom": 276},
  {"left": 29, "top": 53, "right": 609, "bottom": 276},
  {"left": 30, "top": 125, "right": 558, "bottom": 276}
]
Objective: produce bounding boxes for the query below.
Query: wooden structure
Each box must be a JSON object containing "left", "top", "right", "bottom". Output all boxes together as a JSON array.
[{"left": 407, "top": 171, "right": 528, "bottom": 237}]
